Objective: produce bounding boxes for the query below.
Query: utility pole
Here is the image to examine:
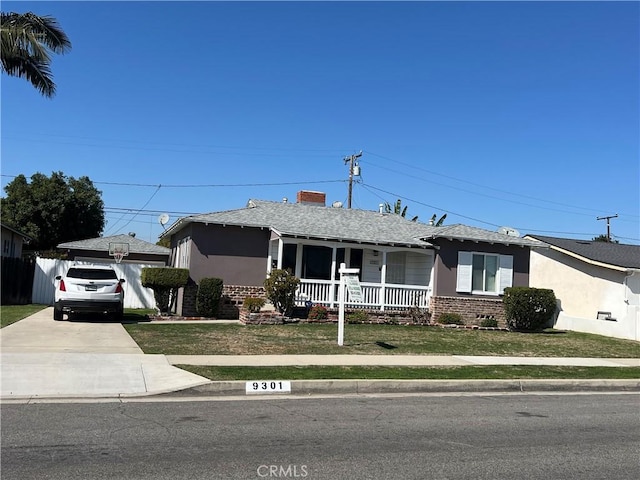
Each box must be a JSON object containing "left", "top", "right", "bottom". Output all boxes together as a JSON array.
[
  {"left": 596, "top": 214, "right": 618, "bottom": 241},
  {"left": 343, "top": 151, "right": 362, "bottom": 209}
]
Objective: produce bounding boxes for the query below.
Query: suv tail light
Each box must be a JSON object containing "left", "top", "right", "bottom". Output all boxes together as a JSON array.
[
  {"left": 115, "top": 282, "right": 123, "bottom": 294},
  {"left": 59, "top": 279, "right": 66, "bottom": 292}
]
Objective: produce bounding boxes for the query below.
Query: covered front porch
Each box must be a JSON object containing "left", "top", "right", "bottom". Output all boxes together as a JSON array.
[{"left": 267, "top": 236, "right": 434, "bottom": 311}]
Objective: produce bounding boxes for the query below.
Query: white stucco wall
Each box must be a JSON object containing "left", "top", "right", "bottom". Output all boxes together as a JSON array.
[{"left": 530, "top": 248, "right": 639, "bottom": 340}]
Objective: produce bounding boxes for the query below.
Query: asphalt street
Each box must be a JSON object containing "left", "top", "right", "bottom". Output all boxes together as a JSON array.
[{"left": 2, "top": 393, "right": 639, "bottom": 480}]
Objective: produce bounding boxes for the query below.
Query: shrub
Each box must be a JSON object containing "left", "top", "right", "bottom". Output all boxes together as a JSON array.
[
  {"left": 308, "top": 304, "right": 328, "bottom": 320},
  {"left": 263, "top": 269, "right": 300, "bottom": 316},
  {"left": 503, "top": 287, "right": 557, "bottom": 332},
  {"left": 141, "top": 267, "right": 189, "bottom": 313},
  {"left": 480, "top": 318, "right": 498, "bottom": 328},
  {"left": 347, "top": 310, "right": 369, "bottom": 323},
  {"left": 196, "top": 277, "right": 224, "bottom": 317},
  {"left": 408, "top": 305, "right": 431, "bottom": 324},
  {"left": 437, "top": 313, "right": 464, "bottom": 325},
  {"left": 243, "top": 297, "right": 266, "bottom": 313}
]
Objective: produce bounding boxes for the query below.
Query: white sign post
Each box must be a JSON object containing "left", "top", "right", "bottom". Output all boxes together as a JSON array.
[{"left": 338, "top": 263, "right": 362, "bottom": 346}]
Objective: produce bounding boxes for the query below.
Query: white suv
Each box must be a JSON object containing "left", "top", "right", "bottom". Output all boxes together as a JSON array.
[{"left": 54, "top": 265, "right": 125, "bottom": 320}]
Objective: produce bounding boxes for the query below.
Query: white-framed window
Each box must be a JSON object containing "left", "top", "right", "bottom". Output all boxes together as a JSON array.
[
  {"left": 175, "top": 237, "right": 191, "bottom": 268},
  {"left": 456, "top": 252, "right": 513, "bottom": 294},
  {"left": 386, "top": 251, "right": 406, "bottom": 285}
]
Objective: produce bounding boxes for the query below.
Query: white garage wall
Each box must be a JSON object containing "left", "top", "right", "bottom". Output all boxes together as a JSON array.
[{"left": 32, "top": 258, "right": 160, "bottom": 309}]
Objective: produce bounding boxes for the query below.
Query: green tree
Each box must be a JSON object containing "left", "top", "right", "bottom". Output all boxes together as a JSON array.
[
  {"left": 156, "top": 236, "right": 171, "bottom": 248},
  {"left": 592, "top": 234, "right": 619, "bottom": 244},
  {"left": 264, "top": 269, "right": 300, "bottom": 316},
  {"left": 1, "top": 11, "right": 71, "bottom": 98},
  {"left": 384, "top": 199, "right": 418, "bottom": 222},
  {"left": 1, "top": 172, "right": 105, "bottom": 251}
]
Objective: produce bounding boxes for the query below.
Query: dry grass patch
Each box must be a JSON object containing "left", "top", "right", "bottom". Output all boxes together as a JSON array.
[{"left": 124, "top": 323, "right": 640, "bottom": 357}]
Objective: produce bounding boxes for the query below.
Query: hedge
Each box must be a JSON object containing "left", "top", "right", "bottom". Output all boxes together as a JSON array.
[
  {"left": 503, "top": 286, "right": 557, "bottom": 332},
  {"left": 141, "top": 267, "right": 189, "bottom": 313},
  {"left": 196, "top": 278, "right": 224, "bottom": 317}
]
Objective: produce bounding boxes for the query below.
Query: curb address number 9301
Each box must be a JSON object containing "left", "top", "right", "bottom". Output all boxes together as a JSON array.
[{"left": 246, "top": 380, "right": 292, "bottom": 394}]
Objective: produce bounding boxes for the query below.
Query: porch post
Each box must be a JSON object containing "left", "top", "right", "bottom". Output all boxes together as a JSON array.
[
  {"left": 266, "top": 240, "right": 273, "bottom": 275},
  {"left": 329, "top": 246, "right": 337, "bottom": 308},
  {"left": 380, "top": 250, "right": 387, "bottom": 311},
  {"left": 295, "top": 243, "right": 303, "bottom": 278},
  {"left": 277, "top": 238, "right": 284, "bottom": 269}
]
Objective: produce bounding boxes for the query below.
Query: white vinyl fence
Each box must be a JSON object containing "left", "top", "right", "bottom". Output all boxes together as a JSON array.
[{"left": 32, "top": 258, "right": 159, "bottom": 309}]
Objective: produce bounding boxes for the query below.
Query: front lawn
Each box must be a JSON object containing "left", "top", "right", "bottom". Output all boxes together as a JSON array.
[
  {"left": 124, "top": 323, "right": 640, "bottom": 357},
  {"left": 0, "top": 304, "right": 48, "bottom": 328}
]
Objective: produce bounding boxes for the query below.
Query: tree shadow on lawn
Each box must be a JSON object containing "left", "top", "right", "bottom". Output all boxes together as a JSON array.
[{"left": 345, "top": 341, "right": 398, "bottom": 350}]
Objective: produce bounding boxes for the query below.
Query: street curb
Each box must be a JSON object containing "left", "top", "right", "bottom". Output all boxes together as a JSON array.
[{"left": 166, "top": 379, "right": 640, "bottom": 397}]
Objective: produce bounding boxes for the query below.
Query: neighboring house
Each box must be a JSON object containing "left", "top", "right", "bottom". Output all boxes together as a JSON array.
[
  {"left": 1, "top": 223, "right": 32, "bottom": 258},
  {"left": 162, "top": 191, "right": 543, "bottom": 322},
  {"left": 57, "top": 233, "right": 170, "bottom": 265},
  {"left": 526, "top": 235, "right": 640, "bottom": 341}
]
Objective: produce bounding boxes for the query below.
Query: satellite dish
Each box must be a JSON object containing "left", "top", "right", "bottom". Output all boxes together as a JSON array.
[
  {"left": 497, "top": 226, "right": 520, "bottom": 237},
  {"left": 158, "top": 213, "right": 170, "bottom": 229},
  {"left": 332, "top": 201, "right": 343, "bottom": 208}
]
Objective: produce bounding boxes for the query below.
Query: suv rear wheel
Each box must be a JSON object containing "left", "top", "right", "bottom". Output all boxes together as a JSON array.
[{"left": 53, "top": 306, "right": 63, "bottom": 321}]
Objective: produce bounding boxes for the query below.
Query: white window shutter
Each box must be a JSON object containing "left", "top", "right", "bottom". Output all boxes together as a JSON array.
[
  {"left": 456, "top": 252, "right": 473, "bottom": 293},
  {"left": 499, "top": 255, "right": 513, "bottom": 293}
]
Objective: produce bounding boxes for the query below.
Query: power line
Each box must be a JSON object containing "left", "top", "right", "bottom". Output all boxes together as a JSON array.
[
  {"left": 363, "top": 150, "right": 640, "bottom": 219},
  {"left": 2, "top": 131, "right": 351, "bottom": 154},
  {"left": 360, "top": 183, "right": 503, "bottom": 228},
  {"left": 105, "top": 185, "right": 162, "bottom": 236},
  {"left": 1, "top": 133, "right": 351, "bottom": 158},
  {"left": 1, "top": 174, "right": 346, "bottom": 189},
  {"left": 358, "top": 182, "right": 640, "bottom": 242}
]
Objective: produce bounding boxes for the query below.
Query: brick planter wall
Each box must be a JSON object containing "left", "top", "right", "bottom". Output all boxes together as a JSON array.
[
  {"left": 219, "top": 285, "right": 266, "bottom": 319},
  {"left": 180, "top": 284, "right": 266, "bottom": 319},
  {"left": 429, "top": 295, "right": 506, "bottom": 327},
  {"left": 240, "top": 307, "right": 431, "bottom": 325}
]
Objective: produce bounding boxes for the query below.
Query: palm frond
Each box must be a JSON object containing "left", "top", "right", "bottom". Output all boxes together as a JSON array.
[{"left": 1, "top": 11, "right": 70, "bottom": 97}]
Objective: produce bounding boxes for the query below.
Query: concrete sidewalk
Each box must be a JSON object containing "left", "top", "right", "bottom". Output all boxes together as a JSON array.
[{"left": 166, "top": 354, "right": 640, "bottom": 367}]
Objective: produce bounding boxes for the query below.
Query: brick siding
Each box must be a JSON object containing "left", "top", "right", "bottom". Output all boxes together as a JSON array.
[
  {"left": 429, "top": 295, "right": 506, "bottom": 327},
  {"left": 180, "top": 284, "right": 266, "bottom": 319},
  {"left": 241, "top": 307, "right": 431, "bottom": 325}
]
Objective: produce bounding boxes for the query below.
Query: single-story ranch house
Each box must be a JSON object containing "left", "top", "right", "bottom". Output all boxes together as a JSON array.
[
  {"left": 526, "top": 235, "right": 640, "bottom": 341},
  {"left": 161, "top": 191, "right": 544, "bottom": 324}
]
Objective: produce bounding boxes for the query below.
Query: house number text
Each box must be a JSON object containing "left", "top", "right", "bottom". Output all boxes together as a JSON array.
[{"left": 246, "top": 380, "right": 292, "bottom": 394}]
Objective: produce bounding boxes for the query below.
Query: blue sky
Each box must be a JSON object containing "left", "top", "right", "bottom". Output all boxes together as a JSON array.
[{"left": 2, "top": 1, "right": 638, "bottom": 245}]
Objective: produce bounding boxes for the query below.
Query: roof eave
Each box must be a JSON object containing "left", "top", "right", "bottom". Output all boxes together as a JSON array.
[{"left": 545, "top": 244, "right": 629, "bottom": 272}]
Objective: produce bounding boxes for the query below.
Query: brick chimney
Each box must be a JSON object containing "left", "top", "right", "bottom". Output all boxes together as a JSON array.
[{"left": 296, "top": 190, "right": 326, "bottom": 206}]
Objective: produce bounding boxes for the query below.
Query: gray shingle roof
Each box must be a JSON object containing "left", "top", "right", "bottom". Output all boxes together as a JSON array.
[
  {"left": 424, "top": 224, "right": 544, "bottom": 247},
  {"left": 57, "top": 234, "right": 170, "bottom": 256},
  {"left": 163, "top": 200, "right": 542, "bottom": 248},
  {"left": 526, "top": 235, "right": 640, "bottom": 270}
]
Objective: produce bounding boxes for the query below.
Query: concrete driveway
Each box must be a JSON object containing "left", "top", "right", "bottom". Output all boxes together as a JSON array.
[{"left": 0, "top": 308, "right": 210, "bottom": 398}]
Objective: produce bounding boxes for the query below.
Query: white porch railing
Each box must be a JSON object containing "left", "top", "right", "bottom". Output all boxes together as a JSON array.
[{"left": 296, "top": 279, "right": 431, "bottom": 311}]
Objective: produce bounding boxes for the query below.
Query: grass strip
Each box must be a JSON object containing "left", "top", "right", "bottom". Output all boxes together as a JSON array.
[
  {"left": 125, "top": 323, "right": 640, "bottom": 358},
  {"left": 177, "top": 365, "right": 640, "bottom": 381},
  {"left": 0, "top": 304, "right": 48, "bottom": 328}
]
